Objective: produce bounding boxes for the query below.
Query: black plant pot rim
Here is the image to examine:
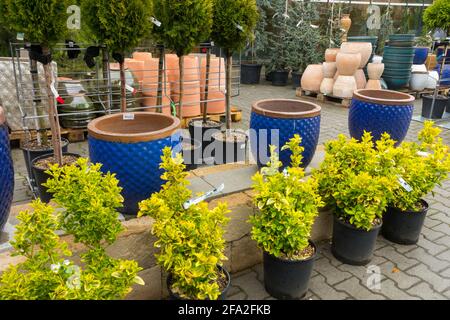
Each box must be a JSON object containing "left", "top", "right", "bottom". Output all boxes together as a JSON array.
[
  {"left": 188, "top": 119, "right": 222, "bottom": 128},
  {"left": 272, "top": 69, "right": 290, "bottom": 74},
  {"left": 252, "top": 99, "right": 321, "bottom": 119},
  {"left": 264, "top": 239, "right": 318, "bottom": 264},
  {"left": 423, "top": 94, "right": 449, "bottom": 101},
  {"left": 21, "top": 137, "right": 70, "bottom": 152},
  {"left": 167, "top": 265, "right": 231, "bottom": 300},
  {"left": 388, "top": 199, "right": 429, "bottom": 215},
  {"left": 241, "top": 63, "right": 262, "bottom": 67},
  {"left": 334, "top": 214, "right": 383, "bottom": 232},
  {"left": 31, "top": 152, "right": 81, "bottom": 173}
]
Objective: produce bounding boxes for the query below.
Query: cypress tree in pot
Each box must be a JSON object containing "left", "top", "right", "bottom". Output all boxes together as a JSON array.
[
  {"left": 250, "top": 136, "right": 324, "bottom": 299},
  {"left": 211, "top": 0, "right": 258, "bottom": 164}
]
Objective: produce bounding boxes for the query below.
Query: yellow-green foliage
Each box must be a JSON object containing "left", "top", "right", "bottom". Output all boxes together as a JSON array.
[
  {"left": 392, "top": 121, "right": 450, "bottom": 211},
  {"left": 250, "top": 135, "right": 324, "bottom": 259},
  {"left": 138, "top": 148, "right": 230, "bottom": 300},
  {"left": 0, "top": 200, "right": 143, "bottom": 300},
  {"left": 313, "top": 132, "right": 398, "bottom": 231}
]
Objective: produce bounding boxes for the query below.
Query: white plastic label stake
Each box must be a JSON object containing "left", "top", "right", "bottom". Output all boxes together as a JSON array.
[
  {"left": 150, "top": 17, "right": 162, "bottom": 27},
  {"left": 397, "top": 176, "right": 413, "bottom": 192},
  {"left": 417, "top": 151, "right": 430, "bottom": 157},
  {"left": 16, "top": 33, "right": 24, "bottom": 41},
  {"left": 183, "top": 184, "right": 225, "bottom": 210},
  {"left": 235, "top": 24, "right": 244, "bottom": 32},
  {"left": 123, "top": 113, "right": 135, "bottom": 121}
]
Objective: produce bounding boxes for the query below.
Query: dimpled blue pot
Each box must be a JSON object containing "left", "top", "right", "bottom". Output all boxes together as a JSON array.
[
  {"left": 88, "top": 113, "right": 181, "bottom": 215},
  {"left": 349, "top": 89, "right": 415, "bottom": 146},
  {"left": 413, "top": 47, "right": 429, "bottom": 65},
  {"left": 0, "top": 107, "right": 13, "bottom": 231},
  {"left": 250, "top": 99, "right": 321, "bottom": 168}
]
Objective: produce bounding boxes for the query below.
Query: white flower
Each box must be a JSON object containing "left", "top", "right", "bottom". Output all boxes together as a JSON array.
[
  {"left": 63, "top": 260, "right": 71, "bottom": 266},
  {"left": 66, "top": 275, "right": 81, "bottom": 290},
  {"left": 50, "top": 263, "right": 61, "bottom": 273}
]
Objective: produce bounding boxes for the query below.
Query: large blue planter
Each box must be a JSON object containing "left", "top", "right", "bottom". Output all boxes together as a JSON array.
[
  {"left": 88, "top": 113, "right": 181, "bottom": 215},
  {"left": 435, "top": 64, "right": 450, "bottom": 86},
  {"left": 0, "top": 107, "right": 14, "bottom": 231},
  {"left": 413, "top": 47, "right": 429, "bottom": 65},
  {"left": 349, "top": 89, "right": 415, "bottom": 145},
  {"left": 250, "top": 99, "right": 321, "bottom": 168}
]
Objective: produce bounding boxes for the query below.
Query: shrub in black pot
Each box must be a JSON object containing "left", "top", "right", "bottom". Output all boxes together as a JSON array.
[
  {"left": 250, "top": 136, "right": 324, "bottom": 299},
  {"left": 241, "top": 63, "right": 263, "bottom": 84},
  {"left": 271, "top": 70, "right": 290, "bottom": 86},
  {"left": 138, "top": 148, "right": 231, "bottom": 300},
  {"left": 382, "top": 121, "right": 450, "bottom": 245},
  {"left": 291, "top": 71, "right": 302, "bottom": 89},
  {"left": 421, "top": 95, "right": 448, "bottom": 119},
  {"left": 314, "top": 132, "right": 398, "bottom": 265}
]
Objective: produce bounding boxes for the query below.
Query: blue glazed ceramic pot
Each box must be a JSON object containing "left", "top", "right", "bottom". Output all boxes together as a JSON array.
[
  {"left": 349, "top": 89, "right": 415, "bottom": 145},
  {"left": 250, "top": 99, "right": 321, "bottom": 168},
  {"left": 413, "top": 47, "right": 429, "bottom": 65},
  {"left": 88, "top": 112, "right": 181, "bottom": 215},
  {"left": 0, "top": 107, "right": 14, "bottom": 231}
]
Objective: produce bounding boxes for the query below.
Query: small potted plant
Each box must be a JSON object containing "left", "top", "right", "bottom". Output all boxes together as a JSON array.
[
  {"left": 250, "top": 135, "right": 324, "bottom": 299},
  {"left": 0, "top": 159, "right": 144, "bottom": 299},
  {"left": 314, "top": 132, "right": 398, "bottom": 265},
  {"left": 210, "top": 0, "right": 259, "bottom": 164},
  {"left": 138, "top": 148, "right": 231, "bottom": 300},
  {"left": 382, "top": 121, "right": 450, "bottom": 245}
]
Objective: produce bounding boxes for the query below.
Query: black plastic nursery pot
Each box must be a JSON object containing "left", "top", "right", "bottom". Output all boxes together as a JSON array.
[
  {"left": 421, "top": 95, "right": 448, "bottom": 119},
  {"left": 291, "top": 71, "right": 302, "bottom": 89},
  {"left": 263, "top": 240, "right": 317, "bottom": 300},
  {"left": 382, "top": 200, "right": 429, "bottom": 245},
  {"left": 31, "top": 152, "right": 81, "bottom": 203},
  {"left": 188, "top": 119, "right": 222, "bottom": 163},
  {"left": 167, "top": 265, "right": 231, "bottom": 300},
  {"left": 241, "top": 63, "right": 263, "bottom": 84},
  {"left": 211, "top": 130, "right": 247, "bottom": 165},
  {"left": 266, "top": 71, "right": 273, "bottom": 82},
  {"left": 331, "top": 215, "right": 382, "bottom": 266},
  {"left": 21, "top": 138, "right": 70, "bottom": 184},
  {"left": 181, "top": 137, "right": 202, "bottom": 171},
  {"left": 271, "top": 70, "right": 289, "bottom": 86}
]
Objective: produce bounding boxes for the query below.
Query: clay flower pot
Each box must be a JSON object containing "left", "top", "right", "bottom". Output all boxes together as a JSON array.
[
  {"left": 354, "top": 69, "right": 367, "bottom": 89},
  {"left": 367, "top": 63, "right": 384, "bottom": 80},
  {"left": 340, "top": 14, "right": 352, "bottom": 41},
  {"left": 88, "top": 113, "right": 181, "bottom": 214},
  {"left": 333, "top": 75, "right": 357, "bottom": 98},
  {"left": 125, "top": 58, "right": 145, "bottom": 84},
  {"left": 323, "top": 62, "right": 337, "bottom": 78},
  {"left": 132, "top": 52, "right": 152, "bottom": 61},
  {"left": 320, "top": 78, "right": 335, "bottom": 95},
  {"left": 325, "top": 48, "right": 340, "bottom": 63},
  {"left": 341, "top": 42, "right": 373, "bottom": 68},
  {"left": 171, "top": 80, "right": 201, "bottom": 117},
  {"left": 0, "top": 106, "right": 13, "bottom": 231},
  {"left": 349, "top": 89, "right": 415, "bottom": 145},
  {"left": 365, "top": 79, "right": 382, "bottom": 90},
  {"left": 301, "top": 64, "right": 324, "bottom": 92},
  {"left": 250, "top": 99, "right": 321, "bottom": 169},
  {"left": 336, "top": 53, "right": 361, "bottom": 76}
]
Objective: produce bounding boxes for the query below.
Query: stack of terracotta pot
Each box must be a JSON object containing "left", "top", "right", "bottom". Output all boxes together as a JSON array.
[
  {"left": 339, "top": 42, "right": 372, "bottom": 90},
  {"left": 319, "top": 48, "right": 339, "bottom": 95},
  {"left": 366, "top": 59, "right": 385, "bottom": 90}
]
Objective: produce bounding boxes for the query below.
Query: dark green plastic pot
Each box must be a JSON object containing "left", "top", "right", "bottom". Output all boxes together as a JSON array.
[{"left": 384, "top": 46, "right": 415, "bottom": 54}]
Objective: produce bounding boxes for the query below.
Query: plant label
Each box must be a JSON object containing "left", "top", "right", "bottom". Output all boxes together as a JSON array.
[
  {"left": 123, "top": 113, "right": 135, "bottom": 121},
  {"left": 16, "top": 33, "right": 24, "bottom": 41},
  {"left": 417, "top": 151, "right": 430, "bottom": 157},
  {"left": 150, "top": 17, "right": 162, "bottom": 27},
  {"left": 397, "top": 176, "right": 413, "bottom": 192}
]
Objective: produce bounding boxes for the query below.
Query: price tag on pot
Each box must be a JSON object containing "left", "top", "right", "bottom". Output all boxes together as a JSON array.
[
  {"left": 397, "top": 176, "right": 413, "bottom": 192},
  {"left": 123, "top": 113, "right": 135, "bottom": 121}
]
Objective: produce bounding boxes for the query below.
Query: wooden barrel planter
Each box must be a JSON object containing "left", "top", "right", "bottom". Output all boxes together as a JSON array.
[
  {"left": 250, "top": 99, "right": 321, "bottom": 168},
  {"left": 88, "top": 113, "right": 181, "bottom": 215}
]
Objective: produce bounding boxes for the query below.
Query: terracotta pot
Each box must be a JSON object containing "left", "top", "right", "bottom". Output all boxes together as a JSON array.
[
  {"left": 325, "top": 48, "right": 340, "bottom": 63},
  {"left": 334, "top": 71, "right": 339, "bottom": 81},
  {"left": 301, "top": 64, "right": 324, "bottom": 92},
  {"left": 201, "top": 88, "right": 225, "bottom": 114},
  {"left": 365, "top": 79, "right": 382, "bottom": 90},
  {"left": 320, "top": 78, "right": 335, "bottom": 95},
  {"left": 125, "top": 58, "right": 145, "bottom": 89},
  {"left": 340, "top": 14, "right": 352, "bottom": 41},
  {"left": 171, "top": 80, "right": 201, "bottom": 117},
  {"left": 336, "top": 53, "right": 361, "bottom": 76},
  {"left": 341, "top": 42, "right": 373, "bottom": 68},
  {"left": 333, "top": 75, "right": 357, "bottom": 98},
  {"left": 197, "top": 55, "right": 226, "bottom": 90},
  {"left": 367, "top": 63, "right": 384, "bottom": 80},
  {"left": 132, "top": 52, "right": 152, "bottom": 61},
  {"left": 354, "top": 69, "right": 367, "bottom": 89},
  {"left": 165, "top": 54, "right": 200, "bottom": 83},
  {"left": 425, "top": 54, "right": 437, "bottom": 71},
  {"left": 135, "top": 56, "right": 160, "bottom": 86},
  {"left": 323, "top": 62, "right": 337, "bottom": 78},
  {"left": 141, "top": 94, "right": 171, "bottom": 115}
]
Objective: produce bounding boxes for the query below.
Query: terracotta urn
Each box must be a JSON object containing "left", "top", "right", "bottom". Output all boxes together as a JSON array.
[
  {"left": 125, "top": 58, "right": 145, "bottom": 85},
  {"left": 333, "top": 75, "right": 357, "bottom": 98},
  {"left": 336, "top": 53, "right": 361, "bottom": 76},
  {"left": 340, "top": 14, "right": 352, "bottom": 41},
  {"left": 171, "top": 80, "right": 201, "bottom": 117},
  {"left": 341, "top": 42, "right": 373, "bottom": 68},
  {"left": 325, "top": 48, "right": 340, "bottom": 63},
  {"left": 365, "top": 79, "right": 382, "bottom": 90},
  {"left": 354, "top": 69, "right": 367, "bottom": 89},
  {"left": 320, "top": 78, "right": 335, "bottom": 95},
  {"left": 132, "top": 52, "right": 152, "bottom": 61},
  {"left": 367, "top": 63, "right": 384, "bottom": 80},
  {"left": 323, "top": 62, "right": 337, "bottom": 78},
  {"left": 301, "top": 64, "right": 324, "bottom": 92}
]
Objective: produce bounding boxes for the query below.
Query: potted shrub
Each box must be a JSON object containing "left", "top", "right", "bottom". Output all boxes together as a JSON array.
[
  {"left": 0, "top": 159, "right": 144, "bottom": 299},
  {"left": 423, "top": 0, "right": 450, "bottom": 36},
  {"left": 138, "top": 148, "right": 231, "bottom": 300},
  {"left": 241, "top": 0, "right": 270, "bottom": 85},
  {"left": 210, "top": 0, "right": 258, "bottom": 164},
  {"left": 0, "top": 106, "right": 13, "bottom": 231},
  {"left": 83, "top": 0, "right": 182, "bottom": 215},
  {"left": 3, "top": 0, "right": 76, "bottom": 190},
  {"left": 382, "top": 121, "right": 450, "bottom": 245},
  {"left": 250, "top": 135, "right": 324, "bottom": 299},
  {"left": 314, "top": 133, "right": 398, "bottom": 265}
]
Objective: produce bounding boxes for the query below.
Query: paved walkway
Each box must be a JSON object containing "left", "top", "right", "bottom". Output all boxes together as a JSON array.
[{"left": 8, "top": 80, "right": 450, "bottom": 300}]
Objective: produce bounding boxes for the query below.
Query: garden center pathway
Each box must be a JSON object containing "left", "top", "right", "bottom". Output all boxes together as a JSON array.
[{"left": 7, "top": 80, "right": 450, "bottom": 300}]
